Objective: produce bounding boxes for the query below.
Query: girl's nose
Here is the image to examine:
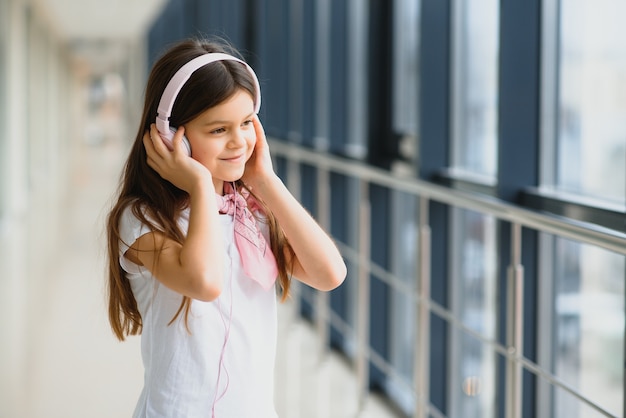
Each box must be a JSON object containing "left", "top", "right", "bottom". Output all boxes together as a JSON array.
[{"left": 228, "top": 129, "right": 247, "bottom": 147}]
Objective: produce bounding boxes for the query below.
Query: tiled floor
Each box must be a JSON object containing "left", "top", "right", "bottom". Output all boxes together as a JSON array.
[{"left": 0, "top": 137, "right": 402, "bottom": 417}]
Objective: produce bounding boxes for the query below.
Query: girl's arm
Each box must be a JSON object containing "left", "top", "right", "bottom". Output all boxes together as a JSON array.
[
  {"left": 124, "top": 125, "right": 225, "bottom": 301},
  {"left": 243, "top": 117, "right": 347, "bottom": 291}
]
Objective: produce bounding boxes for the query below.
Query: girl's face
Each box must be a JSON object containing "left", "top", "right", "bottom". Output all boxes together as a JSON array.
[{"left": 183, "top": 89, "right": 256, "bottom": 195}]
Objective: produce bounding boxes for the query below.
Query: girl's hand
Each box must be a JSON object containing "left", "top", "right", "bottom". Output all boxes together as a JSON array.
[
  {"left": 241, "top": 115, "right": 276, "bottom": 190},
  {"left": 144, "top": 124, "right": 212, "bottom": 193}
]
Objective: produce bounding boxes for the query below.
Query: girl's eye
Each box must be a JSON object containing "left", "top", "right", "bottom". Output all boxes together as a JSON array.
[
  {"left": 242, "top": 119, "right": 253, "bottom": 127},
  {"left": 210, "top": 127, "right": 226, "bottom": 134}
]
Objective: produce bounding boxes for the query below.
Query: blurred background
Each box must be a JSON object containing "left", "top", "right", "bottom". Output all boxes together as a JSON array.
[{"left": 1, "top": 0, "right": 625, "bottom": 417}]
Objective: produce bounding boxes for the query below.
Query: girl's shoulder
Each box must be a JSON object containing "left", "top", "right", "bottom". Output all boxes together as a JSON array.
[
  {"left": 119, "top": 201, "right": 189, "bottom": 246},
  {"left": 118, "top": 201, "right": 154, "bottom": 254}
]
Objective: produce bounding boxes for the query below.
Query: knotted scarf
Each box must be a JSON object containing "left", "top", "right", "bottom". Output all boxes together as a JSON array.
[{"left": 215, "top": 183, "right": 278, "bottom": 290}]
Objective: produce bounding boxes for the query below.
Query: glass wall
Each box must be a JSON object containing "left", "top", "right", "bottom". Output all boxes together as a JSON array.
[
  {"left": 556, "top": 0, "right": 626, "bottom": 203},
  {"left": 449, "top": 0, "right": 499, "bottom": 414},
  {"left": 540, "top": 237, "right": 624, "bottom": 417},
  {"left": 451, "top": 0, "right": 499, "bottom": 178},
  {"left": 387, "top": 0, "right": 420, "bottom": 412},
  {"left": 537, "top": 1, "right": 626, "bottom": 415},
  {"left": 392, "top": 0, "right": 419, "bottom": 138},
  {"left": 449, "top": 209, "right": 498, "bottom": 418},
  {"left": 388, "top": 190, "right": 419, "bottom": 415}
]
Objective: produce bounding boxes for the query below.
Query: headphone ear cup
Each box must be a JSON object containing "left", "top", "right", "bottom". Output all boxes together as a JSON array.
[
  {"left": 158, "top": 131, "right": 175, "bottom": 151},
  {"left": 168, "top": 128, "right": 192, "bottom": 156}
]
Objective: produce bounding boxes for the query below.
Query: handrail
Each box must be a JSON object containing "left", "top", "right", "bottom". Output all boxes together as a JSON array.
[
  {"left": 269, "top": 138, "right": 625, "bottom": 418},
  {"left": 269, "top": 139, "right": 626, "bottom": 255}
]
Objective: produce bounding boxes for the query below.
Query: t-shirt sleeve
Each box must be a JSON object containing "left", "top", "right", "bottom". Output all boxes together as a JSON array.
[{"left": 118, "top": 205, "right": 154, "bottom": 273}]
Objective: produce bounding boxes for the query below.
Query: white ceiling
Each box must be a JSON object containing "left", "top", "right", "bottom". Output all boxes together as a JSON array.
[
  {"left": 34, "top": 0, "right": 167, "bottom": 74},
  {"left": 36, "top": 0, "right": 167, "bottom": 40}
]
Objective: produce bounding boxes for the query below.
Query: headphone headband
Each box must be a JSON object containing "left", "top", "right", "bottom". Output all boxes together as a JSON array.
[{"left": 155, "top": 53, "right": 261, "bottom": 140}]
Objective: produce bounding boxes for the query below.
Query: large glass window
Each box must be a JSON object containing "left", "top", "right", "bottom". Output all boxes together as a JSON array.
[
  {"left": 451, "top": 0, "right": 499, "bottom": 178},
  {"left": 538, "top": 2, "right": 626, "bottom": 415},
  {"left": 344, "top": 0, "right": 368, "bottom": 158},
  {"left": 387, "top": 190, "right": 418, "bottom": 415},
  {"left": 449, "top": 209, "right": 498, "bottom": 418},
  {"left": 392, "top": 0, "right": 419, "bottom": 138},
  {"left": 556, "top": 0, "right": 626, "bottom": 203},
  {"left": 540, "top": 237, "right": 624, "bottom": 417}
]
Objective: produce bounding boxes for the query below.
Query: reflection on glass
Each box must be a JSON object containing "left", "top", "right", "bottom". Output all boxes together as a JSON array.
[
  {"left": 453, "top": 0, "right": 499, "bottom": 177},
  {"left": 558, "top": 0, "right": 626, "bottom": 203},
  {"left": 553, "top": 238, "right": 624, "bottom": 417},
  {"left": 450, "top": 209, "right": 497, "bottom": 418}
]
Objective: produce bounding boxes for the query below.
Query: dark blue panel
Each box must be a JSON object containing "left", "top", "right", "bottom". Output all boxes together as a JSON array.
[
  {"left": 255, "top": 0, "right": 290, "bottom": 138},
  {"left": 329, "top": 173, "right": 350, "bottom": 349},
  {"left": 418, "top": 1, "right": 452, "bottom": 414},
  {"left": 328, "top": 0, "right": 348, "bottom": 154},
  {"left": 148, "top": 0, "right": 188, "bottom": 64},
  {"left": 301, "top": 0, "right": 316, "bottom": 146},
  {"left": 418, "top": 0, "right": 451, "bottom": 180},
  {"left": 298, "top": 163, "right": 318, "bottom": 320},
  {"left": 497, "top": 1, "right": 540, "bottom": 203},
  {"left": 274, "top": 155, "right": 288, "bottom": 180},
  {"left": 428, "top": 201, "right": 449, "bottom": 415},
  {"left": 193, "top": 0, "right": 245, "bottom": 49},
  {"left": 367, "top": 0, "right": 395, "bottom": 168},
  {"left": 195, "top": 0, "right": 223, "bottom": 38},
  {"left": 497, "top": 2, "right": 541, "bottom": 417},
  {"left": 222, "top": 0, "right": 244, "bottom": 47},
  {"left": 368, "top": 184, "right": 391, "bottom": 389}
]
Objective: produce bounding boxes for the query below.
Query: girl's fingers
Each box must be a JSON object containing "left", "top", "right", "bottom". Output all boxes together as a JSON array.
[
  {"left": 149, "top": 124, "right": 169, "bottom": 156},
  {"left": 252, "top": 115, "right": 267, "bottom": 145},
  {"left": 171, "top": 126, "right": 183, "bottom": 146}
]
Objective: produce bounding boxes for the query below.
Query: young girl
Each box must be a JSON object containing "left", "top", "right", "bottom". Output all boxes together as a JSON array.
[{"left": 105, "top": 38, "right": 346, "bottom": 417}]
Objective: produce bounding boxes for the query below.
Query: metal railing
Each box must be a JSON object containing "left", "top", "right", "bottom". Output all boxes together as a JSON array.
[{"left": 270, "top": 138, "right": 626, "bottom": 418}]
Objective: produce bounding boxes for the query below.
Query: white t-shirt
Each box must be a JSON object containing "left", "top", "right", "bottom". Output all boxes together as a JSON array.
[{"left": 119, "top": 205, "right": 279, "bottom": 418}]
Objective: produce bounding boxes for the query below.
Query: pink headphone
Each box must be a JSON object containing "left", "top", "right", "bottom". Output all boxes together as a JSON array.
[{"left": 155, "top": 53, "right": 262, "bottom": 156}]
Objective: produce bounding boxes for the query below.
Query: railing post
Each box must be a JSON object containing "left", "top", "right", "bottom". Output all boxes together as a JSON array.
[
  {"left": 506, "top": 222, "right": 524, "bottom": 418},
  {"left": 414, "top": 197, "right": 431, "bottom": 418},
  {"left": 356, "top": 179, "right": 371, "bottom": 410},
  {"left": 316, "top": 166, "right": 331, "bottom": 359}
]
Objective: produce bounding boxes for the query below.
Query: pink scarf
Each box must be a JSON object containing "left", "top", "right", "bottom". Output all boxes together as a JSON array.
[{"left": 215, "top": 183, "right": 278, "bottom": 290}]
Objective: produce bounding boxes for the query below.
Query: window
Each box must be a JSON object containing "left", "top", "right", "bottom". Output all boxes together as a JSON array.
[
  {"left": 451, "top": 0, "right": 499, "bottom": 178},
  {"left": 555, "top": 0, "right": 626, "bottom": 204},
  {"left": 539, "top": 237, "right": 624, "bottom": 417},
  {"left": 387, "top": 190, "right": 419, "bottom": 414},
  {"left": 449, "top": 209, "right": 497, "bottom": 418},
  {"left": 537, "top": 2, "right": 626, "bottom": 415},
  {"left": 392, "top": 0, "right": 419, "bottom": 138}
]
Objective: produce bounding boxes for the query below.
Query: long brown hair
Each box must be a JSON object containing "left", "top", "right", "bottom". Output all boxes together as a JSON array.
[{"left": 106, "top": 38, "right": 294, "bottom": 341}]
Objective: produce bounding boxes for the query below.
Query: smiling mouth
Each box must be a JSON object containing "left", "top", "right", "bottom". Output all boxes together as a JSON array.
[{"left": 221, "top": 155, "right": 244, "bottom": 162}]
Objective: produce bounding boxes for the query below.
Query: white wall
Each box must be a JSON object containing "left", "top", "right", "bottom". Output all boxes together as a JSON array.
[{"left": 0, "top": 1, "right": 85, "bottom": 416}]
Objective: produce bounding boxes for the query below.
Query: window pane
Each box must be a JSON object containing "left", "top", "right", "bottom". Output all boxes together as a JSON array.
[
  {"left": 558, "top": 0, "right": 626, "bottom": 203},
  {"left": 450, "top": 209, "right": 498, "bottom": 417},
  {"left": 388, "top": 190, "right": 419, "bottom": 415},
  {"left": 553, "top": 238, "right": 624, "bottom": 417},
  {"left": 392, "top": 0, "right": 419, "bottom": 136},
  {"left": 452, "top": 0, "right": 499, "bottom": 177}
]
